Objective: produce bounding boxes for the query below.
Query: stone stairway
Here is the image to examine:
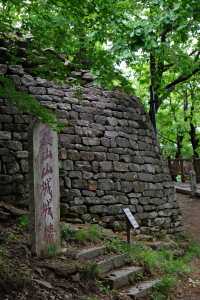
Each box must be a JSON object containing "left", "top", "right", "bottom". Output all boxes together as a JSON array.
[{"left": 76, "top": 245, "right": 160, "bottom": 299}]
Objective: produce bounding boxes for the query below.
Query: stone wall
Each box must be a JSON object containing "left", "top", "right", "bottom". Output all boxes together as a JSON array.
[{"left": 0, "top": 64, "right": 182, "bottom": 233}]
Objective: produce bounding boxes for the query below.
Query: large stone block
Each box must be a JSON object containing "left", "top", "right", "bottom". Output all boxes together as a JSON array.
[
  {"left": 29, "top": 86, "right": 46, "bottom": 95},
  {"left": 0, "top": 175, "right": 12, "bottom": 184},
  {"left": 70, "top": 205, "right": 87, "bottom": 214},
  {"left": 82, "top": 137, "right": 100, "bottom": 146},
  {"left": 7, "top": 141, "right": 22, "bottom": 151},
  {"left": 89, "top": 205, "right": 109, "bottom": 214},
  {"left": 0, "top": 131, "right": 11, "bottom": 140},
  {"left": 67, "top": 150, "right": 80, "bottom": 161},
  {"left": 62, "top": 160, "right": 74, "bottom": 170},
  {"left": 16, "top": 151, "right": 29, "bottom": 158},
  {"left": 80, "top": 151, "right": 95, "bottom": 161},
  {"left": 113, "top": 162, "right": 129, "bottom": 172},
  {"left": 47, "top": 88, "right": 65, "bottom": 96},
  {"left": 98, "top": 179, "right": 114, "bottom": 191},
  {"left": 0, "top": 64, "right": 7, "bottom": 74},
  {"left": 99, "top": 161, "right": 113, "bottom": 172},
  {"left": 0, "top": 184, "right": 13, "bottom": 195},
  {"left": 7, "top": 161, "right": 20, "bottom": 174},
  {"left": 116, "top": 137, "right": 130, "bottom": 148},
  {"left": 21, "top": 74, "right": 36, "bottom": 87}
]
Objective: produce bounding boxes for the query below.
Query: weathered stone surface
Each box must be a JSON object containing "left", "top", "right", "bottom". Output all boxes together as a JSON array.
[
  {"left": 98, "top": 179, "right": 114, "bottom": 191},
  {"left": 8, "top": 65, "right": 24, "bottom": 75},
  {"left": 82, "top": 137, "right": 100, "bottom": 146},
  {"left": 97, "top": 254, "right": 128, "bottom": 277},
  {"left": 89, "top": 205, "right": 109, "bottom": 214},
  {"left": 0, "top": 65, "right": 180, "bottom": 234},
  {"left": 79, "top": 151, "right": 94, "bottom": 161},
  {"left": 47, "top": 88, "right": 65, "bottom": 96},
  {"left": 21, "top": 74, "right": 36, "bottom": 87},
  {"left": 62, "top": 160, "right": 74, "bottom": 170},
  {"left": 30, "top": 122, "right": 60, "bottom": 256},
  {"left": 7, "top": 161, "right": 20, "bottom": 174},
  {"left": 0, "top": 131, "right": 11, "bottom": 140},
  {"left": 20, "top": 159, "right": 29, "bottom": 173},
  {"left": 70, "top": 205, "right": 87, "bottom": 214},
  {"left": 125, "top": 279, "right": 161, "bottom": 298},
  {"left": 0, "top": 64, "right": 8, "bottom": 74},
  {"left": 76, "top": 245, "right": 106, "bottom": 260},
  {"left": 29, "top": 86, "right": 46, "bottom": 95},
  {"left": 106, "top": 266, "right": 143, "bottom": 289},
  {"left": 114, "top": 162, "right": 129, "bottom": 172},
  {"left": 99, "top": 161, "right": 112, "bottom": 172},
  {"left": 16, "top": 151, "right": 29, "bottom": 159}
]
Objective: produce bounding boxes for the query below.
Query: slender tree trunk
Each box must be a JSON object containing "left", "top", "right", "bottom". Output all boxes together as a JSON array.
[
  {"left": 149, "top": 85, "right": 157, "bottom": 133},
  {"left": 149, "top": 49, "right": 164, "bottom": 133},
  {"left": 149, "top": 53, "right": 159, "bottom": 133},
  {"left": 189, "top": 102, "right": 199, "bottom": 158},
  {"left": 175, "top": 133, "right": 183, "bottom": 158}
]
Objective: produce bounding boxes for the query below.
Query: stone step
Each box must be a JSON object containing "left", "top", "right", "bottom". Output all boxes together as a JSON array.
[
  {"left": 76, "top": 245, "right": 106, "bottom": 260},
  {"left": 97, "top": 254, "right": 129, "bottom": 277},
  {"left": 105, "top": 265, "right": 143, "bottom": 289},
  {"left": 122, "top": 279, "right": 160, "bottom": 299}
]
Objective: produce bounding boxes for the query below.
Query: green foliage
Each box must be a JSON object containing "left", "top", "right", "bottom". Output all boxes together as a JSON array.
[
  {"left": 107, "top": 237, "right": 200, "bottom": 298},
  {"left": 60, "top": 224, "right": 104, "bottom": 244},
  {"left": 0, "top": 75, "right": 63, "bottom": 131},
  {"left": 152, "top": 275, "right": 177, "bottom": 299},
  {"left": 157, "top": 78, "right": 200, "bottom": 158},
  {"left": 47, "top": 244, "right": 57, "bottom": 257},
  {"left": 60, "top": 223, "right": 76, "bottom": 241},
  {"left": 17, "top": 215, "right": 29, "bottom": 230},
  {"left": 72, "top": 85, "right": 84, "bottom": 100},
  {"left": 96, "top": 280, "right": 112, "bottom": 295},
  {"left": 81, "top": 262, "right": 99, "bottom": 280},
  {"left": 0, "top": 0, "right": 199, "bottom": 152},
  {"left": 183, "top": 241, "right": 200, "bottom": 261},
  {"left": 6, "top": 232, "right": 20, "bottom": 242},
  {"left": 74, "top": 225, "right": 104, "bottom": 244}
]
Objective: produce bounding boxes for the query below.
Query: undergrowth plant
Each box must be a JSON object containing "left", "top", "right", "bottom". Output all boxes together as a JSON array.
[
  {"left": 106, "top": 237, "right": 200, "bottom": 299},
  {"left": 151, "top": 275, "right": 177, "bottom": 300},
  {"left": 0, "top": 75, "right": 63, "bottom": 131},
  {"left": 60, "top": 223, "right": 76, "bottom": 241},
  {"left": 18, "top": 215, "right": 29, "bottom": 230},
  {"left": 81, "top": 262, "right": 100, "bottom": 280},
  {"left": 61, "top": 224, "right": 104, "bottom": 244},
  {"left": 75, "top": 225, "right": 104, "bottom": 243}
]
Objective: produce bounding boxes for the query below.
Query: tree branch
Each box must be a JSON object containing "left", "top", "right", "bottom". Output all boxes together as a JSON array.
[{"left": 165, "top": 65, "right": 200, "bottom": 92}]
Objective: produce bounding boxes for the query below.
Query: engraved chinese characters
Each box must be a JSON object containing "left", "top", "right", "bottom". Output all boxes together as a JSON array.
[{"left": 32, "top": 122, "right": 60, "bottom": 256}]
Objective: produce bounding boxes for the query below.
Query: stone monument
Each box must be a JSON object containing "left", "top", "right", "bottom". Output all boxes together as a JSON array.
[{"left": 30, "top": 122, "right": 60, "bottom": 256}]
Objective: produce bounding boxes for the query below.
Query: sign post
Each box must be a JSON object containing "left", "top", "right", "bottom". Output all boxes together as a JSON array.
[
  {"left": 30, "top": 122, "right": 60, "bottom": 257},
  {"left": 122, "top": 208, "right": 139, "bottom": 244}
]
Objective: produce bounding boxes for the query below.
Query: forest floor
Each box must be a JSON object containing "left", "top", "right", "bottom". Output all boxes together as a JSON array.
[
  {"left": 1, "top": 193, "right": 200, "bottom": 299},
  {"left": 172, "top": 193, "right": 200, "bottom": 300}
]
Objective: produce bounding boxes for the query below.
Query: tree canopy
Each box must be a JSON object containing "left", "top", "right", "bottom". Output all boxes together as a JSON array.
[{"left": 0, "top": 0, "right": 200, "bottom": 155}]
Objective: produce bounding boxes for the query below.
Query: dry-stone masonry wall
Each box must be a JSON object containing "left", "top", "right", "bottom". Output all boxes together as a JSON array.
[{"left": 0, "top": 64, "right": 182, "bottom": 233}]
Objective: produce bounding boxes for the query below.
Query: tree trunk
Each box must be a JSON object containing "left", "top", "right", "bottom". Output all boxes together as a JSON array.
[
  {"left": 175, "top": 133, "right": 183, "bottom": 158},
  {"left": 149, "top": 85, "right": 157, "bottom": 133},
  {"left": 149, "top": 53, "right": 159, "bottom": 133},
  {"left": 189, "top": 103, "right": 199, "bottom": 158}
]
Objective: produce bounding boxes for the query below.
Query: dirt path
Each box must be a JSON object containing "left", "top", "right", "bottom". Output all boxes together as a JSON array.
[
  {"left": 177, "top": 193, "right": 200, "bottom": 242},
  {"left": 172, "top": 193, "right": 200, "bottom": 300}
]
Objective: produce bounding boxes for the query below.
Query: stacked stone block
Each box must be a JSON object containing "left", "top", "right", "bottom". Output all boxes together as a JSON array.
[{"left": 0, "top": 64, "right": 182, "bottom": 233}]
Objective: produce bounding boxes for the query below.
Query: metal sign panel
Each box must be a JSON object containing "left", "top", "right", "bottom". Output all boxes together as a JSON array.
[{"left": 123, "top": 208, "right": 139, "bottom": 229}]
